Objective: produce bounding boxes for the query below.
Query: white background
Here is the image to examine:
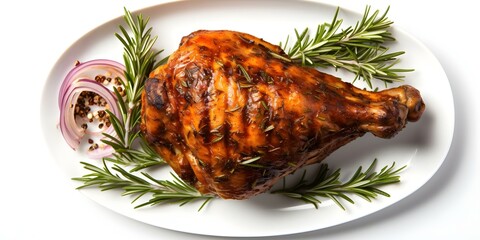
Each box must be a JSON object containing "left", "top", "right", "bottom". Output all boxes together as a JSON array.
[{"left": 1, "top": 0, "right": 478, "bottom": 239}]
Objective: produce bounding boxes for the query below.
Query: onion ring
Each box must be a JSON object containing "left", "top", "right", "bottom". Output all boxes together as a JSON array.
[
  {"left": 58, "top": 59, "right": 125, "bottom": 108},
  {"left": 58, "top": 60, "right": 125, "bottom": 158}
]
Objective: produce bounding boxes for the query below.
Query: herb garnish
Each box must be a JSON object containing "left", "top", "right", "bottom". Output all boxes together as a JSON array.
[
  {"left": 272, "top": 159, "right": 406, "bottom": 210},
  {"left": 100, "top": 8, "right": 166, "bottom": 170},
  {"left": 275, "top": 6, "right": 412, "bottom": 88},
  {"left": 73, "top": 160, "right": 213, "bottom": 210}
]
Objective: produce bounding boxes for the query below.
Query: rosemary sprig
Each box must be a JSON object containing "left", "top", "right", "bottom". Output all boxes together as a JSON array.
[
  {"left": 272, "top": 159, "right": 406, "bottom": 210},
  {"left": 100, "top": 8, "right": 167, "bottom": 170},
  {"left": 73, "top": 160, "right": 214, "bottom": 211},
  {"left": 277, "top": 6, "right": 412, "bottom": 88}
]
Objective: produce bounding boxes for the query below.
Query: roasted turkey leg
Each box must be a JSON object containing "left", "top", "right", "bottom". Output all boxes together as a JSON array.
[{"left": 141, "top": 30, "right": 425, "bottom": 199}]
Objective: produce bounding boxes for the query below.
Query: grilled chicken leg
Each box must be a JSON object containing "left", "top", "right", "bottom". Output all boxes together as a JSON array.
[{"left": 141, "top": 30, "right": 425, "bottom": 199}]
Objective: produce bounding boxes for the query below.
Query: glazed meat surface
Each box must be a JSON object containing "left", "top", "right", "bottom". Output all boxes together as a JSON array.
[{"left": 141, "top": 30, "right": 425, "bottom": 199}]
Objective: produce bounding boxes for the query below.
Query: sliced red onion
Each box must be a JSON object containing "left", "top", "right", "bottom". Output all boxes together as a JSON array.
[
  {"left": 59, "top": 78, "right": 121, "bottom": 159},
  {"left": 58, "top": 59, "right": 125, "bottom": 108}
]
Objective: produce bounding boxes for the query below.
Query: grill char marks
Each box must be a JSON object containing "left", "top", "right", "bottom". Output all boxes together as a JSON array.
[{"left": 141, "top": 30, "right": 425, "bottom": 199}]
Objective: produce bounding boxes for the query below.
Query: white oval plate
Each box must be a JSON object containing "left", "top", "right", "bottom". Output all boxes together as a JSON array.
[{"left": 41, "top": 0, "right": 454, "bottom": 237}]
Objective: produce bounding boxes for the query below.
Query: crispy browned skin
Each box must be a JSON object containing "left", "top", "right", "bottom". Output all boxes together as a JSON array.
[{"left": 141, "top": 30, "right": 425, "bottom": 199}]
